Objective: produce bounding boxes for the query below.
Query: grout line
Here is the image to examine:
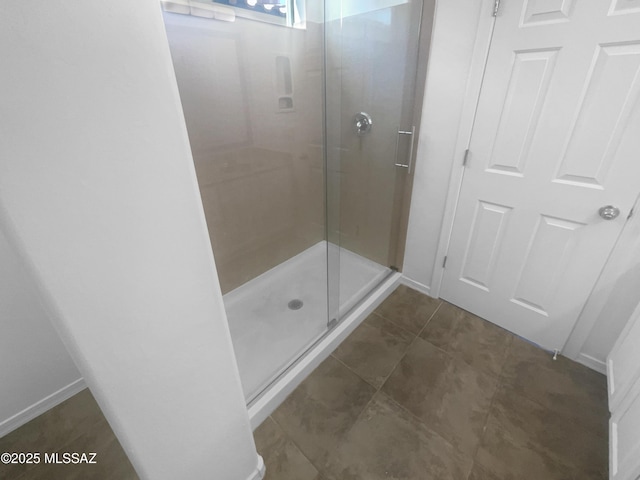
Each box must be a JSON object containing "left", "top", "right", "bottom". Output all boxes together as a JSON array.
[
  {"left": 496, "top": 337, "right": 583, "bottom": 424},
  {"left": 331, "top": 326, "right": 416, "bottom": 395},
  {"left": 375, "top": 389, "right": 467, "bottom": 461},
  {"left": 369, "top": 311, "right": 417, "bottom": 338},
  {"left": 330, "top": 353, "right": 380, "bottom": 391},
  {"left": 333, "top": 306, "right": 434, "bottom": 394},
  {"left": 415, "top": 300, "right": 444, "bottom": 339},
  {"left": 267, "top": 295, "right": 607, "bottom": 480},
  {"left": 393, "top": 300, "right": 444, "bottom": 357},
  {"left": 268, "top": 413, "right": 326, "bottom": 477},
  {"left": 376, "top": 301, "right": 446, "bottom": 395},
  {"left": 468, "top": 333, "right": 520, "bottom": 469},
  {"left": 470, "top": 344, "right": 509, "bottom": 466}
]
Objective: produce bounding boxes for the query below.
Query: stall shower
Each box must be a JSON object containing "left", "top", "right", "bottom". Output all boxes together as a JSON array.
[{"left": 161, "top": 0, "right": 431, "bottom": 404}]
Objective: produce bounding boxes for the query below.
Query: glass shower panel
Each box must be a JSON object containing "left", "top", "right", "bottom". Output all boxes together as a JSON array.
[
  {"left": 162, "top": 9, "right": 328, "bottom": 402},
  {"left": 325, "top": 0, "right": 425, "bottom": 321}
]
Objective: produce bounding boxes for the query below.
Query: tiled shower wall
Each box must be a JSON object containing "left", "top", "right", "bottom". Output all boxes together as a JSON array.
[
  {"left": 165, "top": 7, "right": 417, "bottom": 293},
  {"left": 165, "top": 15, "right": 325, "bottom": 293}
]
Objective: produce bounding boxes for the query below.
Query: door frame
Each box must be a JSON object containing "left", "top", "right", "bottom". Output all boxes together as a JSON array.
[
  {"left": 427, "top": 0, "right": 636, "bottom": 359},
  {"left": 428, "top": 0, "right": 496, "bottom": 299}
]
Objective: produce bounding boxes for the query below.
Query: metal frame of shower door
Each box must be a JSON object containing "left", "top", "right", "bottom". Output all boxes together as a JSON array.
[{"left": 388, "top": 0, "right": 437, "bottom": 271}]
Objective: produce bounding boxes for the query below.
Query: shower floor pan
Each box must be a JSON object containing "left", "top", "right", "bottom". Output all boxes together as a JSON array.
[{"left": 223, "top": 241, "right": 390, "bottom": 403}]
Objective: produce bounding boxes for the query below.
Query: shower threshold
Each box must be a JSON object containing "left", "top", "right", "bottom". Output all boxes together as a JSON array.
[{"left": 223, "top": 241, "right": 401, "bottom": 424}]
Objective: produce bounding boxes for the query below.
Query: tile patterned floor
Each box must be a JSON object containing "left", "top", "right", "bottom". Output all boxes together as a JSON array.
[
  {"left": 0, "top": 285, "right": 609, "bottom": 480},
  {"left": 257, "top": 285, "right": 609, "bottom": 480},
  {"left": 0, "top": 390, "right": 136, "bottom": 480}
]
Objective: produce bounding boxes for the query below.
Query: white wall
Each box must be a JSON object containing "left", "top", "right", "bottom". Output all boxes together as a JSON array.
[
  {"left": 582, "top": 266, "right": 640, "bottom": 364},
  {"left": 403, "top": 0, "right": 488, "bottom": 293},
  {"left": 0, "top": 1, "right": 261, "bottom": 479},
  {"left": 0, "top": 227, "right": 82, "bottom": 437}
]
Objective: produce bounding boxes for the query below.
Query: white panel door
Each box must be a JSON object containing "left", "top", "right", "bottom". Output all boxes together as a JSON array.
[
  {"left": 609, "top": 301, "right": 640, "bottom": 480},
  {"left": 440, "top": 0, "right": 640, "bottom": 351},
  {"left": 610, "top": 376, "right": 640, "bottom": 480},
  {"left": 608, "top": 302, "right": 640, "bottom": 412}
]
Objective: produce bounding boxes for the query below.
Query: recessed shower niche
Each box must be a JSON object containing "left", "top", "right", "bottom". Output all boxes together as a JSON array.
[{"left": 275, "top": 54, "right": 294, "bottom": 111}]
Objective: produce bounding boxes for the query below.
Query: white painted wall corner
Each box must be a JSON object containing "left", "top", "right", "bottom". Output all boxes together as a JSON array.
[{"left": 0, "top": 379, "right": 86, "bottom": 438}]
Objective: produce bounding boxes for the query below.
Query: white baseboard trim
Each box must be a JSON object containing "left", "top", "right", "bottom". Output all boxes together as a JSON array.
[
  {"left": 400, "top": 275, "right": 432, "bottom": 297},
  {"left": 0, "top": 378, "right": 86, "bottom": 438},
  {"left": 576, "top": 353, "right": 607, "bottom": 375},
  {"left": 246, "top": 455, "right": 265, "bottom": 480}
]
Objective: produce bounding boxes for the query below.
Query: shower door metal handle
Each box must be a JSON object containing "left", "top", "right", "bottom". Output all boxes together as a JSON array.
[{"left": 394, "top": 126, "right": 415, "bottom": 174}]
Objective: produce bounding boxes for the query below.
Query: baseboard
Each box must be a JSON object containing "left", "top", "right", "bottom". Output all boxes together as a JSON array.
[
  {"left": 400, "top": 276, "right": 432, "bottom": 297},
  {"left": 576, "top": 353, "right": 607, "bottom": 375},
  {"left": 246, "top": 455, "right": 265, "bottom": 480},
  {"left": 0, "top": 378, "right": 86, "bottom": 438}
]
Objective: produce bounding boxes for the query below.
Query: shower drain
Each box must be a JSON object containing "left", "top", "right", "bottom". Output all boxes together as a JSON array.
[{"left": 288, "top": 299, "right": 304, "bottom": 310}]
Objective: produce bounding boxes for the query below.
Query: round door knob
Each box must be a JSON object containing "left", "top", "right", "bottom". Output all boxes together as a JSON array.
[{"left": 599, "top": 205, "right": 620, "bottom": 220}]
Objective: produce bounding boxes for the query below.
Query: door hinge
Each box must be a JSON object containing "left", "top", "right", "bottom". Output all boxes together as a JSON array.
[
  {"left": 442, "top": 256, "right": 448, "bottom": 268},
  {"left": 462, "top": 149, "right": 470, "bottom": 167},
  {"left": 493, "top": 0, "right": 501, "bottom": 16},
  {"left": 628, "top": 207, "right": 635, "bottom": 220}
]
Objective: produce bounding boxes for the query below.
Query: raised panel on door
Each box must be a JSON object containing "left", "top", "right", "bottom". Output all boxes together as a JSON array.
[
  {"left": 510, "top": 214, "right": 584, "bottom": 316},
  {"left": 459, "top": 201, "right": 512, "bottom": 290},
  {"left": 520, "top": 0, "right": 576, "bottom": 26},
  {"left": 440, "top": 0, "right": 640, "bottom": 351},
  {"left": 486, "top": 48, "right": 559, "bottom": 176},
  {"left": 554, "top": 42, "right": 640, "bottom": 189},
  {"left": 609, "top": 0, "right": 640, "bottom": 16}
]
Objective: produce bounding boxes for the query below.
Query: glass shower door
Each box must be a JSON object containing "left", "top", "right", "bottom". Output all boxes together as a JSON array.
[
  {"left": 325, "top": 0, "right": 425, "bottom": 322},
  {"left": 162, "top": 7, "right": 331, "bottom": 403},
  {"left": 162, "top": 0, "right": 427, "bottom": 405}
]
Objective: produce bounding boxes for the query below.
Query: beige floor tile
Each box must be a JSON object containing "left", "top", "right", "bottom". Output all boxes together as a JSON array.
[
  {"left": 0, "top": 389, "right": 106, "bottom": 480},
  {"left": 14, "top": 418, "right": 137, "bottom": 480},
  {"left": 254, "top": 417, "right": 318, "bottom": 480},
  {"left": 467, "top": 463, "right": 505, "bottom": 480},
  {"left": 271, "top": 356, "right": 376, "bottom": 468},
  {"left": 332, "top": 313, "right": 415, "bottom": 388},
  {"left": 475, "top": 410, "right": 576, "bottom": 480},
  {"left": 501, "top": 337, "right": 609, "bottom": 432},
  {"left": 381, "top": 337, "right": 499, "bottom": 455},
  {"left": 323, "top": 392, "right": 473, "bottom": 480},
  {"left": 420, "top": 302, "right": 514, "bottom": 376},
  {"left": 374, "top": 285, "right": 441, "bottom": 335},
  {"left": 488, "top": 385, "right": 608, "bottom": 478},
  {"left": 3, "top": 288, "right": 609, "bottom": 480}
]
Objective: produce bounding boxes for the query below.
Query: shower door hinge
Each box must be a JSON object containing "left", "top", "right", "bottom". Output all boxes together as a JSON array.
[
  {"left": 442, "top": 256, "right": 448, "bottom": 268},
  {"left": 493, "top": 0, "right": 501, "bottom": 16},
  {"left": 628, "top": 207, "right": 635, "bottom": 220},
  {"left": 462, "top": 149, "right": 470, "bottom": 167}
]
